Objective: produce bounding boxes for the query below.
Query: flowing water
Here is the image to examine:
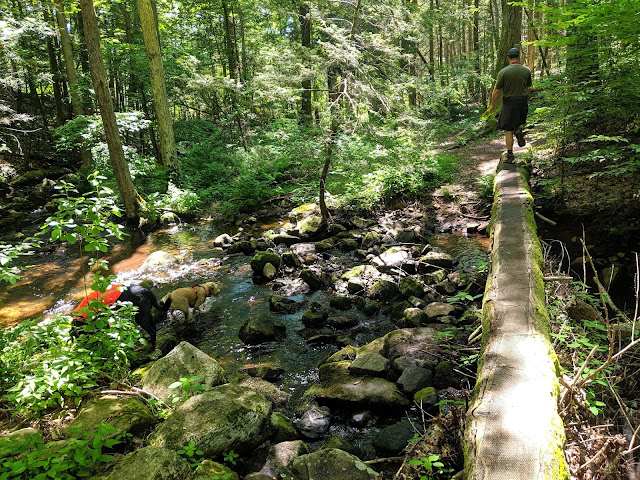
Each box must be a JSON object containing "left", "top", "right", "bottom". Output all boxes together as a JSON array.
[{"left": 0, "top": 219, "right": 490, "bottom": 448}]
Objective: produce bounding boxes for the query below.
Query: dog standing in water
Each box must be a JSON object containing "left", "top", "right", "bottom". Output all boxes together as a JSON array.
[
  {"left": 163, "top": 282, "right": 220, "bottom": 321},
  {"left": 73, "top": 284, "right": 171, "bottom": 349}
]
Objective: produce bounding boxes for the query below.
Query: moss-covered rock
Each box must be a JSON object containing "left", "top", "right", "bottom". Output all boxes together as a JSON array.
[
  {"left": 269, "top": 412, "right": 298, "bottom": 443},
  {"left": 301, "top": 308, "right": 328, "bottom": 327},
  {"left": 269, "top": 294, "right": 303, "bottom": 314},
  {"left": 329, "top": 296, "right": 352, "bottom": 310},
  {"left": 300, "top": 269, "right": 324, "bottom": 290},
  {"left": 194, "top": 461, "right": 239, "bottom": 480},
  {"left": 148, "top": 384, "right": 272, "bottom": 457},
  {"left": 142, "top": 341, "right": 225, "bottom": 403},
  {"left": 239, "top": 313, "right": 286, "bottom": 344},
  {"left": 63, "top": 395, "right": 156, "bottom": 440},
  {"left": 398, "top": 277, "right": 424, "bottom": 298},
  {"left": 95, "top": 446, "right": 194, "bottom": 480},
  {"left": 250, "top": 251, "right": 282, "bottom": 274},
  {"left": 297, "top": 215, "right": 327, "bottom": 239},
  {"left": 284, "top": 448, "right": 378, "bottom": 480},
  {"left": 368, "top": 280, "right": 399, "bottom": 301}
]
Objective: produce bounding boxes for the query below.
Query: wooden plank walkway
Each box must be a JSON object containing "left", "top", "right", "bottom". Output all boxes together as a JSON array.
[{"left": 463, "top": 156, "right": 569, "bottom": 479}]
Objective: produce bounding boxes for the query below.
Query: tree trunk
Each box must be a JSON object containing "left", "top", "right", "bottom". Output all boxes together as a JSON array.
[
  {"left": 44, "top": 8, "right": 65, "bottom": 126},
  {"left": 495, "top": 0, "right": 522, "bottom": 75},
  {"left": 54, "top": 0, "right": 92, "bottom": 167},
  {"left": 222, "top": 0, "right": 238, "bottom": 80},
  {"left": 299, "top": 2, "right": 313, "bottom": 124},
  {"left": 428, "top": 0, "right": 435, "bottom": 79},
  {"left": 137, "top": 0, "right": 179, "bottom": 174},
  {"left": 79, "top": 0, "right": 141, "bottom": 222}
]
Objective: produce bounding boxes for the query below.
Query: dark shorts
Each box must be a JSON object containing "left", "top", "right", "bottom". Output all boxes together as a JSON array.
[{"left": 497, "top": 96, "right": 528, "bottom": 132}]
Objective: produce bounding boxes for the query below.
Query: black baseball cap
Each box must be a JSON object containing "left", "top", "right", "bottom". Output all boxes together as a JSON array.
[{"left": 507, "top": 47, "right": 520, "bottom": 58}]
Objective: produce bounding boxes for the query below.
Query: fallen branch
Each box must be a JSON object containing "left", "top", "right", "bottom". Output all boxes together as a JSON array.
[
  {"left": 468, "top": 325, "right": 482, "bottom": 344},
  {"left": 535, "top": 211, "right": 557, "bottom": 226},
  {"left": 544, "top": 275, "right": 573, "bottom": 282}
]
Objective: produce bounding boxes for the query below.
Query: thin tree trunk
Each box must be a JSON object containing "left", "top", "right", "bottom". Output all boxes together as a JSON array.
[
  {"left": 79, "top": 0, "right": 141, "bottom": 222},
  {"left": 54, "top": 0, "right": 92, "bottom": 167},
  {"left": 299, "top": 2, "right": 313, "bottom": 124},
  {"left": 429, "top": 0, "right": 435, "bottom": 79},
  {"left": 44, "top": 8, "right": 65, "bottom": 126},
  {"left": 137, "top": 0, "right": 179, "bottom": 173}
]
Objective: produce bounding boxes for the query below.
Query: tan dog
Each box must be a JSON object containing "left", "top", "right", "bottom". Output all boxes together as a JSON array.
[{"left": 164, "top": 282, "right": 220, "bottom": 321}]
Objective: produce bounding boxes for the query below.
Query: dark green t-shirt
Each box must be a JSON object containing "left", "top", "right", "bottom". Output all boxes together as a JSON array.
[{"left": 495, "top": 64, "right": 532, "bottom": 97}]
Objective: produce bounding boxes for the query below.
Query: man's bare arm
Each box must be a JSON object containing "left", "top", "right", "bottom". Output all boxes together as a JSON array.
[{"left": 489, "top": 88, "right": 501, "bottom": 112}]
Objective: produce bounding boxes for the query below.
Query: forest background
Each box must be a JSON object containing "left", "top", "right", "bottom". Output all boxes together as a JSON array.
[{"left": 0, "top": 0, "right": 638, "bottom": 234}]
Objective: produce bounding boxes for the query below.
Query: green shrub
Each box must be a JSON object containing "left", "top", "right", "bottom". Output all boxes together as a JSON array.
[{"left": 0, "top": 423, "right": 128, "bottom": 479}]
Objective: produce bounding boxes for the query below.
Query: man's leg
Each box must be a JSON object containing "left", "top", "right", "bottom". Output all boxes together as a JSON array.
[
  {"left": 504, "top": 131, "right": 515, "bottom": 162},
  {"left": 505, "top": 131, "right": 514, "bottom": 150}
]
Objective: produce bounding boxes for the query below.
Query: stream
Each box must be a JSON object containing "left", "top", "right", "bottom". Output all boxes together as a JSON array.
[{"left": 0, "top": 216, "right": 491, "bottom": 460}]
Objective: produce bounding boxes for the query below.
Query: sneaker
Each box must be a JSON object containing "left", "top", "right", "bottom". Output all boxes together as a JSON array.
[
  {"left": 502, "top": 151, "right": 515, "bottom": 163},
  {"left": 515, "top": 128, "right": 526, "bottom": 147}
]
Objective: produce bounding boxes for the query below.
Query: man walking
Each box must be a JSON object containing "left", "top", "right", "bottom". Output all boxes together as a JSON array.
[{"left": 490, "top": 47, "right": 532, "bottom": 162}]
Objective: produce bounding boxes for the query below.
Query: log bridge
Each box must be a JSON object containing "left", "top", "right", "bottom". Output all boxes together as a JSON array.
[{"left": 464, "top": 156, "right": 570, "bottom": 479}]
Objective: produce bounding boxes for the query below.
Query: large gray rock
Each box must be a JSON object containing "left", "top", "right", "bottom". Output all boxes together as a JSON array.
[
  {"left": 306, "top": 362, "right": 409, "bottom": 409},
  {"left": 272, "top": 233, "right": 302, "bottom": 247},
  {"left": 240, "top": 377, "right": 290, "bottom": 407},
  {"left": 348, "top": 353, "right": 389, "bottom": 377},
  {"left": 284, "top": 448, "right": 378, "bottom": 480},
  {"left": 148, "top": 384, "right": 272, "bottom": 457},
  {"left": 297, "top": 406, "right": 331, "bottom": 440},
  {"left": 260, "top": 441, "right": 309, "bottom": 478},
  {"left": 142, "top": 342, "right": 225, "bottom": 403},
  {"left": 373, "top": 420, "right": 417, "bottom": 455},
  {"left": 239, "top": 313, "right": 286, "bottom": 344},
  {"left": 140, "top": 251, "right": 180, "bottom": 271},
  {"left": 421, "top": 251, "right": 454, "bottom": 268},
  {"left": 370, "top": 248, "right": 412, "bottom": 271},
  {"left": 384, "top": 327, "right": 442, "bottom": 363},
  {"left": 397, "top": 365, "right": 433, "bottom": 394},
  {"left": 96, "top": 446, "right": 193, "bottom": 480},
  {"left": 63, "top": 395, "right": 156, "bottom": 439},
  {"left": 424, "top": 302, "right": 455, "bottom": 321}
]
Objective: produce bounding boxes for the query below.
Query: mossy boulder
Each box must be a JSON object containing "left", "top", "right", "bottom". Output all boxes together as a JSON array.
[
  {"left": 297, "top": 215, "right": 327, "bottom": 239},
  {"left": 368, "top": 280, "right": 399, "bottom": 301},
  {"left": 239, "top": 313, "right": 286, "bottom": 344},
  {"left": 63, "top": 395, "right": 156, "bottom": 440},
  {"left": 93, "top": 446, "right": 193, "bottom": 480},
  {"left": 327, "top": 314, "right": 359, "bottom": 329},
  {"left": 301, "top": 308, "right": 329, "bottom": 327},
  {"left": 251, "top": 251, "right": 282, "bottom": 274},
  {"left": 329, "top": 296, "right": 352, "bottom": 310},
  {"left": 148, "top": 384, "right": 272, "bottom": 457},
  {"left": 194, "top": 461, "right": 239, "bottom": 480},
  {"left": 305, "top": 362, "right": 409, "bottom": 409},
  {"left": 142, "top": 341, "right": 225, "bottom": 403},
  {"left": 269, "top": 412, "right": 298, "bottom": 443},
  {"left": 284, "top": 448, "right": 378, "bottom": 480},
  {"left": 414, "top": 386, "right": 438, "bottom": 407},
  {"left": 300, "top": 269, "right": 324, "bottom": 290},
  {"left": 239, "top": 377, "right": 290, "bottom": 407},
  {"left": 398, "top": 277, "right": 424, "bottom": 298},
  {"left": 348, "top": 353, "right": 389, "bottom": 377},
  {"left": 433, "top": 360, "right": 461, "bottom": 388},
  {"left": 325, "top": 345, "right": 358, "bottom": 364},
  {"left": 373, "top": 419, "right": 418, "bottom": 455},
  {"left": 269, "top": 294, "right": 303, "bottom": 314}
]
